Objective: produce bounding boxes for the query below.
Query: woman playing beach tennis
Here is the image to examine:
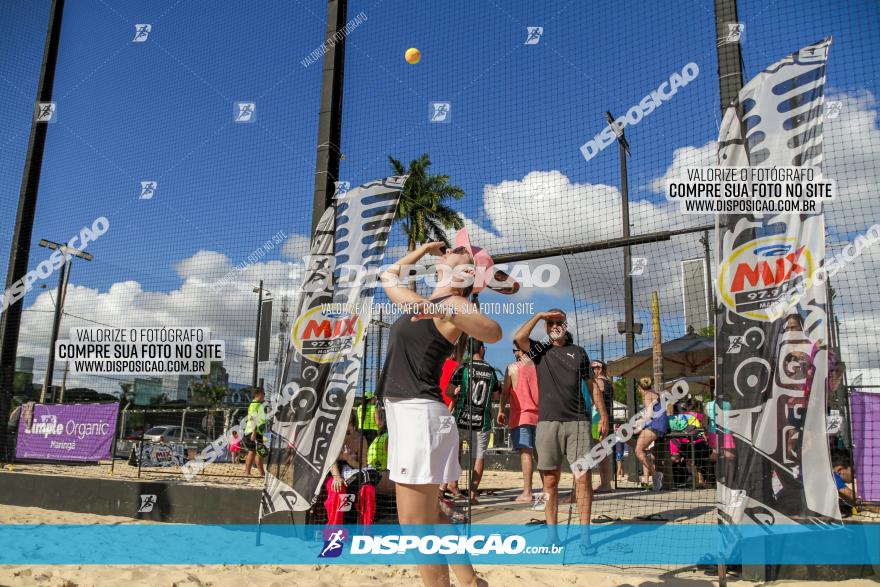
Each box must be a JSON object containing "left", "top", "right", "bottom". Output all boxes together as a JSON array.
[{"left": 376, "top": 228, "right": 514, "bottom": 587}]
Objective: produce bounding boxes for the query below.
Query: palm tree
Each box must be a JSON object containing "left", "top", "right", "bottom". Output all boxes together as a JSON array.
[{"left": 388, "top": 154, "right": 465, "bottom": 252}]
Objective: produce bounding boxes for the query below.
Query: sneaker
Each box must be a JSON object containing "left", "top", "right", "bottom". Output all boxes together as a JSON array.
[{"left": 653, "top": 472, "right": 664, "bottom": 491}]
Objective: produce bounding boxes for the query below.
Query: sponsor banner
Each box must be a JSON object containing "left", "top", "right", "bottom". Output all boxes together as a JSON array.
[
  {"left": 849, "top": 391, "right": 880, "bottom": 501},
  {"left": 0, "top": 524, "right": 877, "bottom": 565},
  {"left": 260, "top": 176, "right": 406, "bottom": 517},
  {"left": 717, "top": 234, "right": 819, "bottom": 321},
  {"left": 132, "top": 442, "right": 187, "bottom": 467},
  {"left": 715, "top": 37, "right": 839, "bottom": 531},
  {"left": 15, "top": 403, "right": 118, "bottom": 462}
]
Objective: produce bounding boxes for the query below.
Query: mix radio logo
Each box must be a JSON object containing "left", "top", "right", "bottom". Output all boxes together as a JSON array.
[
  {"left": 291, "top": 305, "right": 364, "bottom": 363},
  {"left": 717, "top": 236, "right": 815, "bottom": 321}
]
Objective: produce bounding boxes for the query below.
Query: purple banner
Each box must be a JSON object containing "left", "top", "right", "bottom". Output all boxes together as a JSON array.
[
  {"left": 850, "top": 391, "right": 880, "bottom": 501},
  {"left": 16, "top": 402, "right": 119, "bottom": 462}
]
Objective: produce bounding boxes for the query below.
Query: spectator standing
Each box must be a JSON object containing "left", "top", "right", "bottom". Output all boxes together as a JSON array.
[
  {"left": 357, "top": 392, "right": 380, "bottom": 445},
  {"left": 243, "top": 388, "right": 267, "bottom": 476},
  {"left": 497, "top": 342, "right": 541, "bottom": 503},
  {"left": 451, "top": 341, "right": 500, "bottom": 505},
  {"left": 439, "top": 350, "right": 460, "bottom": 411},
  {"left": 590, "top": 360, "right": 615, "bottom": 492},
  {"left": 514, "top": 308, "right": 609, "bottom": 553},
  {"left": 439, "top": 350, "right": 464, "bottom": 499}
]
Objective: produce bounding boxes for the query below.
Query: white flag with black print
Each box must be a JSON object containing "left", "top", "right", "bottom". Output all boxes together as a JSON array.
[
  {"left": 259, "top": 176, "right": 405, "bottom": 518},
  {"left": 715, "top": 37, "right": 840, "bottom": 528}
]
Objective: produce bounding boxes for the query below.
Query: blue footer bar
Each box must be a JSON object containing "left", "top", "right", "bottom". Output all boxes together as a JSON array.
[{"left": 1, "top": 523, "right": 878, "bottom": 565}]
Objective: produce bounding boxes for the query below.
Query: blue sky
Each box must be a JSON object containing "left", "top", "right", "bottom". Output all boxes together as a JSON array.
[{"left": 1, "top": 0, "right": 878, "bottom": 391}]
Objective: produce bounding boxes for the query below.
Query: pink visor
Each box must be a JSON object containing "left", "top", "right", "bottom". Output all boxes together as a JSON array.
[{"left": 453, "top": 228, "right": 520, "bottom": 295}]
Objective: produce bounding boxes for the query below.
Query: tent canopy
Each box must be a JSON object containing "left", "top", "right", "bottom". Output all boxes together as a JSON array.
[{"left": 607, "top": 332, "right": 714, "bottom": 379}]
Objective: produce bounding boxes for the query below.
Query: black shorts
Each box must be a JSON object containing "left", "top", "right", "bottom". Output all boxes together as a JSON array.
[{"left": 243, "top": 433, "right": 264, "bottom": 451}]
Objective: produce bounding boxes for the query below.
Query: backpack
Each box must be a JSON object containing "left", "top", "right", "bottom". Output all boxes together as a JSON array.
[{"left": 669, "top": 413, "right": 702, "bottom": 434}]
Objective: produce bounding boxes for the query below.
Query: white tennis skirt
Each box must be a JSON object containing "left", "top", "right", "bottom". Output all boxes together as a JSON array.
[{"left": 384, "top": 397, "right": 462, "bottom": 485}]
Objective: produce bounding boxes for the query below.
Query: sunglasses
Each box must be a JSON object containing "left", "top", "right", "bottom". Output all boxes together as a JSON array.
[
  {"left": 512, "top": 349, "right": 522, "bottom": 353},
  {"left": 449, "top": 246, "right": 469, "bottom": 255},
  {"left": 591, "top": 365, "right": 603, "bottom": 369},
  {"left": 546, "top": 321, "right": 565, "bottom": 326}
]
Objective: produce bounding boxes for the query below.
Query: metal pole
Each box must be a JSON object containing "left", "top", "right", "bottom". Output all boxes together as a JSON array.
[
  {"left": 714, "top": 0, "right": 745, "bottom": 583},
  {"left": 112, "top": 403, "right": 127, "bottom": 476},
  {"left": 825, "top": 279, "right": 837, "bottom": 351},
  {"left": 312, "top": 0, "right": 348, "bottom": 233},
  {"left": 374, "top": 310, "right": 383, "bottom": 393},
  {"left": 700, "top": 230, "right": 715, "bottom": 328},
  {"left": 600, "top": 334, "right": 605, "bottom": 362},
  {"left": 357, "top": 333, "right": 369, "bottom": 514},
  {"left": 59, "top": 360, "right": 69, "bottom": 403},
  {"left": 0, "top": 0, "right": 66, "bottom": 460},
  {"left": 253, "top": 280, "right": 263, "bottom": 389},
  {"left": 40, "top": 258, "right": 69, "bottom": 402},
  {"left": 491, "top": 224, "right": 714, "bottom": 265},
  {"left": 614, "top": 116, "right": 639, "bottom": 482},
  {"left": 57, "top": 257, "right": 74, "bottom": 404},
  {"left": 465, "top": 294, "right": 479, "bottom": 525}
]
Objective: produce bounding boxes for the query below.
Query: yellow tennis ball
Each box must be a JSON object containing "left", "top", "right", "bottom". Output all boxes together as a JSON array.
[{"left": 405, "top": 48, "right": 421, "bottom": 64}]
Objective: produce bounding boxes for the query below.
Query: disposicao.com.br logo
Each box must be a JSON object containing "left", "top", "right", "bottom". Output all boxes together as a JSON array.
[
  {"left": 351, "top": 534, "right": 559, "bottom": 556},
  {"left": 322, "top": 531, "right": 562, "bottom": 557}
]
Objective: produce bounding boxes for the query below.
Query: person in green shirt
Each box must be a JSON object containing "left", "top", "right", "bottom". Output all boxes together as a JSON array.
[
  {"left": 357, "top": 392, "right": 380, "bottom": 443},
  {"left": 243, "top": 388, "right": 267, "bottom": 476}
]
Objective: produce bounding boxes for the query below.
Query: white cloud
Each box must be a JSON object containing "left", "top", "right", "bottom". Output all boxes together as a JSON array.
[
  {"left": 18, "top": 251, "right": 306, "bottom": 397},
  {"left": 281, "top": 233, "right": 312, "bottom": 259},
  {"left": 650, "top": 142, "right": 717, "bottom": 194}
]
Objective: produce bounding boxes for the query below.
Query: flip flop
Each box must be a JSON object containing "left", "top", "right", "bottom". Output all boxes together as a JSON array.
[
  {"left": 634, "top": 513, "right": 666, "bottom": 522},
  {"left": 526, "top": 518, "right": 546, "bottom": 525},
  {"left": 579, "top": 543, "right": 598, "bottom": 556},
  {"left": 592, "top": 514, "right": 622, "bottom": 524}
]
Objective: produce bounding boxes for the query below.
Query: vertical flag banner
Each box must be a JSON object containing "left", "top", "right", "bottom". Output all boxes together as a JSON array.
[
  {"left": 715, "top": 38, "right": 840, "bottom": 527},
  {"left": 259, "top": 176, "right": 406, "bottom": 518}
]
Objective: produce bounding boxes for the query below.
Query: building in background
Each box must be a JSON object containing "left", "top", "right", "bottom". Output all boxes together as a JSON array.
[
  {"left": 13, "top": 356, "right": 37, "bottom": 401},
  {"left": 133, "top": 377, "right": 163, "bottom": 405},
  {"left": 681, "top": 258, "right": 711, "bottom": 333}
]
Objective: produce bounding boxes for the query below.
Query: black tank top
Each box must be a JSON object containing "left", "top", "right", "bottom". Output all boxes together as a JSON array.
[
  {"left": 600, "top": 378, "right": 614, "bottom": 418},
  {"left": 377, "top": 296, "right": 456, "bottom": 403}
]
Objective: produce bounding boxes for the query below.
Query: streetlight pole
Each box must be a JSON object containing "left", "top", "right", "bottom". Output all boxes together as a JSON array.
[
  {"left": 252, "top": 281, "right": 271, "bottom": 390},
  {"left": 699, "top": 230, "right": 715, "bottom": 329},
  {"left": 606, "top": 110, "right": 639, "bottom": 478},
  {"left": 38, "top": 239, "right": 92, "bottom": 403}
]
